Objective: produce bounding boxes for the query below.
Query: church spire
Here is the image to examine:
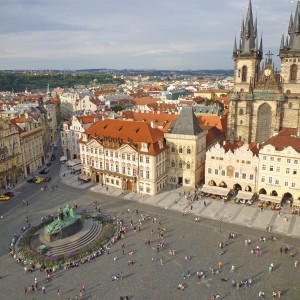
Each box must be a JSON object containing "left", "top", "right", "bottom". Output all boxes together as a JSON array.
[
  {"left": 233, "top": 36, "right": 237, "bottom": 55},
  {"left": 286, "top": 0, "right": 300, "bottom": 50},
  {"left": 239, "top": 0, "right": 257, "bottom": 54}
]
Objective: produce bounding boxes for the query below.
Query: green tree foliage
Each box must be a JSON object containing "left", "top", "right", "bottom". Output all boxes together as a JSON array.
[
  {"left": 112, "top": 104, "right": 124, "bottom": 112},
  {"left": 0, "top": 73, "right": 124, "bottom": 92}
]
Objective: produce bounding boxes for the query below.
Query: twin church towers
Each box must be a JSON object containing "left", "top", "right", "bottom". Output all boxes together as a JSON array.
[{"left": 227, "top": 0, "right": 300, "bottom": 144}]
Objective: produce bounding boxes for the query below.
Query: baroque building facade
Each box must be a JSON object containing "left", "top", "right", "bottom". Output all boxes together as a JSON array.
[
  {"left": 79, "top": 119, "right": 168, "bottom": 195},
  {"left": 227, "top": 0, "right": 300, "bottom": 144}
]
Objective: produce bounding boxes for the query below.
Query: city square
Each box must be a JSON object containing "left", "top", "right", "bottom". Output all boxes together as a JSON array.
[{"left": 1, "top": 164, "right": 300, "bottom": 299}]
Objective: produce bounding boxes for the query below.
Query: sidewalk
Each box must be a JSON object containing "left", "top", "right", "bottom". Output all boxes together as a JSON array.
[{"left": 59, "top": 167, "right": 300, "bottom": 239}]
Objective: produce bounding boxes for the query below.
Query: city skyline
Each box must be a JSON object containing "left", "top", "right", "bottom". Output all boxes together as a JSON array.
[{"left": 0, "top": 0, "right": 296, "bottom": 70}]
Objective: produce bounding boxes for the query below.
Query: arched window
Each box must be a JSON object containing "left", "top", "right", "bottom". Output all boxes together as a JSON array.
[
  {"left": 238, "top": 69, "right": 241, "bottom": 78},
  {"left": 242, "top": 66, "right": 247, "bottom": 82},
  {"left": 179, "top": 146, "right": 183, "bottom": 154},
  {"left": 179, "top": 161, "right": 182, "bottom": 168},
  {"left": 290, "top": 64, "right": 297, "bottom": 81},
  {"left": 239, "top": 108, "right": 244, "bottom": 115},
  {"left": 171, "top": 160, "right": 175, "bottom": 167},
  {"left": 187, "top": 162, "right": 191, "bottom": 169},
  {"left": 187, "top": 147, "right": 191, "bottom": 154},
  {"left": 171, "top": 146, "right": 175, "bottom": 153}
]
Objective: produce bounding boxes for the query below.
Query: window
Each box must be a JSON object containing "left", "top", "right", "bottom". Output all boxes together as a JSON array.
[
  {"left": 286, "top": 168, "right": 290, "bottom": 174},
  {"left": 106, "top": 163, "right": 109, "bottom": 170},
  {"left": 127, "top": 154, "right": 130, "bottom": 160},
  {"left": 262, "top": 164, "right": 266, "bottom": 171},
  {"left": 290, "top": 64, "right": 298, "bottom": 81},
  {"left": 242, "top": 173, "right": 246, "bottom": 179},
  {"left": 221, "top": 170, "right": 225, "bottom": 176},
  {"left": 146, "top": 157, "right": 150, "bottom": 163},
  {"left": 179, "top": 146, "right": 183, "bottom": 154},
  {"left": 100, "top": 162, "right": 103, "bottom": 169},
  {"left": 275, "top": 178, "right": 279, "bottom": 185},
  {"left": 110, "top": 164, "right": 113, "bottom": 172},
  {"left": 133, "top": 169, "right": 137, "bottom": 176},
  {"left": 187, "top": 147, "right": 191, "bottom": 154},
  {"left": 140, "top": 156, "right": 143, "bottom": 163},
  {"left": 122, "top": 167, "right": 125, "bottom": 174},
  {"left": 116, "top": 165, "right": 119, "bottom": 173},
  {"left": 234, "top": 172, "right": 239, "bottom": 178},
  {"left": 276, "top": 166, "right": 280, "bottom": 173},
  {"left": 95, "top": 149, "right": 98, "bottom": 155},
  {"left": 179, "top": 161, "right": 183, "bottom": 168},
  {"left": 146, "top": 171, "right": 150, "bottom": 179},
  {"left": 270, "top": 157, "right": 274, "bottom": 161},
  {"left": 293, "top": 169, "right": 297, "bottom": 175},
  {"left": 111, "top": 179, "right": 114, "bottom": 184},
  {"left": 250, "top": 174, "right": 254, "bottom": 180},
  {"left": 292, "top": 181, "right": 296, "bottom": 188},
  {"left": 132, "top": 155, "right": 135, "bottom": 161},
  {"left": 277, "top": 158, "right": 281, "bottom": 162},
  {"left": 105, "top": 150, "right": 108, "bottom": 156},
  {"left": 110, "top": 151, "right": 113, "bottom": 157},
  {"left": 269, "top": 166, "right": 273, "bottom": 171},
  {"left": 122, "top": 153, "right": 125, "bottom": 159},
  {"left": 242, "top": 65, "right": 247, "bottom": 82},
  {"left": 215, "top": 169, "right": 218, "bottom": 175},
  {"left": 284, "top": 180, "right": 288, "bottom": 187},
  {"left": 263, "top": 156, "right": 267, "bottom": 160},
  {"left": 268, "top": 177, "right": 272, "bottom": 184},
  {"left": 295, "top": 160, "right": 298, "bottom": 164},
  {"left": 171, "top": 160, "right": 175, "bottom": 167},
  {"left": 127, "top": 169, "right": 131, "bottom": 176},
  {"left": 187, "top": 162, "right": 191, "bottom": 169},
  {"left": 261, "top": 176, "right": 265, "bottom": 182},
  {"left": 139, "top": 170, "right": 143, "bottom": 177},
  {"left": 239, "top": 108, "right": 244, "bottom": 115},
  {"left": 289, "top": 102, "right": 293, "bottom": 109},
  {"left": 287, "top": 159, "right": 291, "bottom": 163},
  {"left": 171, "top": 146, "right": 175, "bottom": 153},
  {"left": 208, "top": 168, "right": 212, "bottom": 174}
]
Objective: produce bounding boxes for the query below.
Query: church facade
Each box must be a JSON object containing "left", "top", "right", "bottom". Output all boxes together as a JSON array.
[{"left": 227, "top": 0, "right": 300, "bottom": 144}]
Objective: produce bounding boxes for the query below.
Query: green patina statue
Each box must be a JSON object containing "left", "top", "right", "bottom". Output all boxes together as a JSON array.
[{"left": 45, "top": 204, "right": 80, "bottom": 234}]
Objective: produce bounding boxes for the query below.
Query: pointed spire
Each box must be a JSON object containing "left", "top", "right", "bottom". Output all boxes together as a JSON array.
[
  {"left": 280, "top": 34, "right": 285, "bottom": 50},
  {"left": 295, "top": 2, "right": 300, "bottom": 33},
  {"left": 286, "top": 35, "right": 289, "bottom": 47},
  {"left": 254, "top": 16, "right": 257, "bottom": 38},
  {"left": 259, "top": 34, "right": 263, "bottom": 55},
  {"left": 233, "top": 36, "right": 237, "bottom": 54},
  {"left": 240, "top": 0, "right": 257, "bottom": 53},
  {"left": 288, "top": 13, "right": 294, "bottom": 34}
]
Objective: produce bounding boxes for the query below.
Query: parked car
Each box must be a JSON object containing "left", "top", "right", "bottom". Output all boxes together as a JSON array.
[
  {"left": 27, "top": 178, "right": 37, "bottom": 183},
  {"left": 39, "top": 168, "right": 50, "bottom": 174},
  {"left": 4, "top": 192, "right": 15, "bottom": 197},
  {"left": 0, "top": 194, "right": 10, "bottom": 201},
  {"left": 35, "top": 177, "right": 45, "bottom": 184},
  {"left": 45, "top": 177, "right": 52, "bottom": 182}
]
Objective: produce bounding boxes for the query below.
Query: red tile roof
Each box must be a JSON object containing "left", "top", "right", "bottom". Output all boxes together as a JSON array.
[
  {"left": 132, "top": 97, "right": 160, "bottom": 106},
  {"left": 85, "top": 119, "right": 167, "bottom": 155},
  {"left": 223, "top": 140, "right": 259, "bottom": 155},
  {"left": 262, "top": 128, "right": 300, "bottom": 152}
]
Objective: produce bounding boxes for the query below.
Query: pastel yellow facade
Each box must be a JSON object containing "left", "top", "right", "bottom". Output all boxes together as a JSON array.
[
  {"left": 205, "top": 143, "right": 259, "bottom": 192},
  {"left": 258, "top": 145, "right": 300, "bottom": 201},
  {"left": 0, "top": 119, "right": 23, "bottom": 188}
]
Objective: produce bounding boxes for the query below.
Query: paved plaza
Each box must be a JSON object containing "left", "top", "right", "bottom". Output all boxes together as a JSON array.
[{"left": 0, "top": 164, "right": 300, "bottom": 299}]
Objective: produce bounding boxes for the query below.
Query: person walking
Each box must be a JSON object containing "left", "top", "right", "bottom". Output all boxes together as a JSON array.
[
  {"left": 204, "top": 201, "right": 207, "bottom": 207},
  {"left": 268, "top": 263, "right": 274, "bottom": 274},
  {"left": 230, "top": 265, "right": 235, "bottom": 272},
  {"left": 218, "top": 261, "right": 223, "bottom": 269},
  {"left": 295, "top": 260, "right": 298, "bottom": 268}
]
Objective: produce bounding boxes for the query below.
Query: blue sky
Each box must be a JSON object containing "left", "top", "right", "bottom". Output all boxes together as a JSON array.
[{"left": 0, "top": 0, "right": 296, "bottom": 70}]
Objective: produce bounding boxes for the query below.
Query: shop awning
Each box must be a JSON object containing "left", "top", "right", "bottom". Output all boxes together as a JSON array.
[
  {"left": 78, "top": 174, "right": 91, "bottom": 181},
  {"left": 60, "top": 156, "right": 67, "bottom": 162},
  {"left": 66, "top": 160, "right": 81, "bottom": 167},
  {"left": 72, "top": 164, "right": 82, "bottom": 171},
  {"left": 237, "top": 191, "right": 253, "bottom": 200},
  {"left": 259, "top": 194, "right": 282, "bottom": 204},
  {"left": 201, "top": 184, "right": 230, "bottom": 196}
]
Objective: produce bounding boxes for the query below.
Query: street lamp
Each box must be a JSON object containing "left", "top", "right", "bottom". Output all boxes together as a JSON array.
[{"left": 218, "top": 215, "right": 228, "bottom": 234}]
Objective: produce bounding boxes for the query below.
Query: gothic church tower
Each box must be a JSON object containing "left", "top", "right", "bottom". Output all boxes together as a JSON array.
[{"left": 233, "top": 0, "right": 263, "bottom": 93}]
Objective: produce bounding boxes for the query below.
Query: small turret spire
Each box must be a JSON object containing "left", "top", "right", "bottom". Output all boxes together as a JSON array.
[
  {"left": 280, "top": 34, "right": 285, "bottom": 50},
  {"left": 233, "top": 36, "right": 237, "bottom": 54}
]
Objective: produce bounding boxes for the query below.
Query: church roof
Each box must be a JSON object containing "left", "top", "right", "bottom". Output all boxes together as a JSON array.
[{"left": 170, "top": 107, "right": 202, "bottom": 135}]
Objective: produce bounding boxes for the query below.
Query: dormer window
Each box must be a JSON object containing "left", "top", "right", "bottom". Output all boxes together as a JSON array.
[
  {"left": 158, "top": 140, "right": 163, "bottom": 149},
  {"left": 142, "top": 143, "right": 148, "bottom": 152}
]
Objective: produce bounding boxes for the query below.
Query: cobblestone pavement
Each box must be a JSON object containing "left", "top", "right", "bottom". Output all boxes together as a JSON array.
[{"left": 1, "top": 165, "right": 300, "bottom": 299}]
